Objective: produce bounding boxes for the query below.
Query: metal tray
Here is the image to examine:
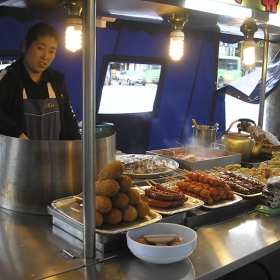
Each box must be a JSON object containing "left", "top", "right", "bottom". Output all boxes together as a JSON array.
[
  {"left": 116, "top": 154, "right": 179, "bottom": 179},
  {"left": 146, "top": 146, "right": 241, "bottom": 171},
  {"left": 135, "top": 185, "right": 204, "bottom": 215},
  {"left": 202, "top": 193, "right": 243, "bottom": 209},
  {"left": 50, "top": 196, "right": 162, "bottom": 234}
]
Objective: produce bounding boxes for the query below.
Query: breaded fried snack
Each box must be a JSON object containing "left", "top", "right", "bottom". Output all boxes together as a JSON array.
[
  {"left": 98, "top": 161, "right": 125, "bottom": 181},
  {"left": 116, "top": 174, "right": 132, "bottom": 193},
  {"left": 77, "top": 209, "right": 103, "bottom": 228},
  {"left": 121, "top": 205, "right": 137, "bottom": 222},
  {"left": 127, "top": 188, "right": 141, "bottom": 205},
  {"left": 95, "top": 179, "right": 120, "bottom": 197},
  {"left": 95, "top": 210, "right": 104, "bottom": 228},
  {"left": 103, "top": 208, "right": 122, "bottom": 225},
  {"left": 135, "top": 200, "right": 150, "bottom": 218},
  {"left": 111, "top": 192, "right": 129, "bottom": 209},
  {"left": 95, "top": 195, "right": 112, "bottom": 213}
]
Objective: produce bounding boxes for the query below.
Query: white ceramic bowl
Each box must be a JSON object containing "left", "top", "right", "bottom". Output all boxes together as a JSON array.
[{"left": 126, "top": 222, "right": 197, "bottom": 264}]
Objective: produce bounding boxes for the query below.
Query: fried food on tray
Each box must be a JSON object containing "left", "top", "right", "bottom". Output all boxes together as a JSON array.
[
  {"left": 127, "top": 188, "right": 141, "bottom": 205},
  {"left": 95, "top": 195, "right": 112, "bottom": 213},
  {"left": 135, "top": 200, "right": 150, "bottom": 218},
  {"left": 116, "top": 174, "right": 132, "bottom": 192},
  {"left": 73, "top": 208, "right": 103, "bottom": 228},
  {"left": 98, "top": 161, "right": 125, "bottom": 181},
  {"left": 103, "top": 208, "right": 122, "bottom": 225},
  {"left": 95, "top": 210, "right": 103, "bottom": 228},
  {"left": 95, "top": 179, "right": 120, "bottom": 197},
  {"left": 175, "top": 170, "right": 235, "bottom": 205},
  {"left": 121, "top": 205, "right": 137, "bottom": 221},
  {"left": 111, "top": 192, "right": 129, "bottom": 209}
]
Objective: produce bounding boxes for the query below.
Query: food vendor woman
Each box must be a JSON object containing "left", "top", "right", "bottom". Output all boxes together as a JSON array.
[{"left": 0, "top": 22, "right": 81, "bottom": 140}]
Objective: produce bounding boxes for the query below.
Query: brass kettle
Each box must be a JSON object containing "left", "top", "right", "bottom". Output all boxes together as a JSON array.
[{"left": 220, "top": 118, "right": 264, "bottom": 161}]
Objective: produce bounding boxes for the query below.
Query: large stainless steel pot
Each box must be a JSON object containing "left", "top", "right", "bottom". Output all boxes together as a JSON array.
[
  {"left": 0, "top": 129, "right": 116, "bottom": 215},
  {"left": 192, "top": 124, "right": 219, "bottom": 147}
]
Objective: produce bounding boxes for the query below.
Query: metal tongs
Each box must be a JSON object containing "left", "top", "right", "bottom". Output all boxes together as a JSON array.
[{"left": 192, "top": 119, "right": 199, "bottom": 129}]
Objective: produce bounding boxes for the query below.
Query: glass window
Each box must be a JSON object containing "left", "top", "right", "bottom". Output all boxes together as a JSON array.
[
  {"left": 98, "top": 60, "right": 163, "bottom": 114},
  {"left": 0, "top": 59, "right": 15, "bottom": 70}
]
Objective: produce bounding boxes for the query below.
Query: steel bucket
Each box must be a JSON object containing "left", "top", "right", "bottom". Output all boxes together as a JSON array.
[
  {"left": 0, "top": 129, "right": 116, "bottom": 215},
  {"left": 192, "top": 125, "right": 218, "bottom": 147}
]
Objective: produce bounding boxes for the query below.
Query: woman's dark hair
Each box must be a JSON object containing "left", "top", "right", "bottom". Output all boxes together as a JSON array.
[{"left": 25, "top": 22, "right": 60, "bottom": 48}]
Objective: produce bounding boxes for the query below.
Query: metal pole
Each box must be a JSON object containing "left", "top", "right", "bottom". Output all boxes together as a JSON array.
[
  {"left": 82, "top": 0, "right": 96, "bottom": 259},
  {"left": 258, "top": 24, "right": 269, "bottom": 128}
]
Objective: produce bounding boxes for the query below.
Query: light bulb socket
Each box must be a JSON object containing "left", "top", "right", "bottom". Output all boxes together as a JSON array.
[
  {"left": 63, "top": 0, "right": 83, "bottom": 17},
  {"left": 170, "top": 29, "right": 184, "bottom": 41},
  {"left": 243, "top": 39, "right": 255, "bottom": 48},
  {"left": 168, "top": 14, "right": 188, "bottom": 30},
  {"left": 240, "top": 18, "right": 258, "bottom": 39},
  {"left": 66, "top": 16, "right": 82, "bottom": 30}
]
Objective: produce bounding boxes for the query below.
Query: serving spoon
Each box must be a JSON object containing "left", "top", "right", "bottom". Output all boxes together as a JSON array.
[{"left": 144, "top": 234, "right": 176, "bottom": 243}]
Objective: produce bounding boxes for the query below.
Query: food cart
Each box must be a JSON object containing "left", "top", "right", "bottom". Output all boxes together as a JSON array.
[{"left": 1, "top": 0, "right": 280, "bottom": 279}]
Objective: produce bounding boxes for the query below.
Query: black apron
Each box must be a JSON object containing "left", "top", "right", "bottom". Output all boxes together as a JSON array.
[{"left": 23, "top": 83, "right": 61, "bottom": 140}]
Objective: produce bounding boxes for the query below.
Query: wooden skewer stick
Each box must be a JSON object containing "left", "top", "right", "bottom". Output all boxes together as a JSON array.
[
  {"left": 215, "top": 166, "right": 226, "bottom": 171},
  {"left": 145, "top": 180, "right": 153, "bottom": 186},
  {"left": 160, "top": 175, "right": 177, "bottom": 181},
  {"left": 71, "top": 207, "right": 80, "bottom": 213}
]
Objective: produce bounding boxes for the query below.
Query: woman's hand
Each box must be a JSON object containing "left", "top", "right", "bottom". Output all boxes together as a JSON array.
[{"left": 19, "top": 133, "right": 29, "bottom": 139}]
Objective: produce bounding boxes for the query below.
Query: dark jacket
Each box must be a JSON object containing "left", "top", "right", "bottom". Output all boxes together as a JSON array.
[{"left": 0, "top": 57, "right": 81, "bottom": 140}]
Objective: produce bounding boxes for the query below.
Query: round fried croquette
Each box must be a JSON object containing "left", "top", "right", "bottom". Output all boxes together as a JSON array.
[
  {"left": 135, "top": 200, "right": 150, "bottom": 218},
  {"left": 95, "top": 179, "right": 120, "bottom": 197},
  {"left": 103, "top": 208, "right": 122, "bottom": 225},
  {"left": 127, "top": 188, "right": 141, "bottom": 205},
  {"left": 111, "top": 192, "right": 129, "bottom": 209},
  {"left": 95, "top": 195, "right": 112, "bottom": 213},
  {"left": 121, "top": 205, "right": 137, "bottom": 222},
  {"left": 116, "top": 174, "right": 132, "bottom": 192},
  {"left": 77, "top": 209, "right": 103, "bottom": 228},
  {"left": 95, "top": 211, "right": 103, "bottom": 228},
  {"left": 98, "top": 161, "right": 125, "bottom": 181}
]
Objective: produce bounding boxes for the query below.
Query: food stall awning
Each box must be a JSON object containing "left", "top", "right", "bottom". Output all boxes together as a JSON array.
[{"left": 1, "top": 0, "right": 280, "bottom": 40}]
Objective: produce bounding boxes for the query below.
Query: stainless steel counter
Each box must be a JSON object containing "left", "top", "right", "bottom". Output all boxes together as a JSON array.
[{"left": 0, "top": 207, "right": 280, "bottom": 280}]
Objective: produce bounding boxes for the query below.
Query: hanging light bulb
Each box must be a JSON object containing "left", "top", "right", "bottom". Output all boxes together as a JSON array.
[
  {"left": 65, "top": 16, "right": 82, "bottom": 52},
  {"left": 168, "top": 14, "right": 188, "bottom": 61},
  {"left": 240, "top": 19, "right": 258, "bottom": 66},
  {"left": 169, "top": 30, "right": 185, "bottom": 61},
  {"left": 243, "top": 39, "right": 256, "bottom": 65},
  {"left": 63, "top": 0, "right": 83, "bottom": 52}
]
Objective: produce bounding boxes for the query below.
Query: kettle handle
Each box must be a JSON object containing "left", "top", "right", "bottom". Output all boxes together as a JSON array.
[{"left": 225, "top": 118, "right": 257, "bottom": 135}]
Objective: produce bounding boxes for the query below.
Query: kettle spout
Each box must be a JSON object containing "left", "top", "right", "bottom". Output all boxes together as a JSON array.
[{"left": 251, "top": 135, "right": 265, "bottom": 157}]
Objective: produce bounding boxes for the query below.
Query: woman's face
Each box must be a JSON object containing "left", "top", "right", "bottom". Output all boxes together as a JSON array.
[{"left": 23, "top": 34, "right": 58, "bottom": 76}]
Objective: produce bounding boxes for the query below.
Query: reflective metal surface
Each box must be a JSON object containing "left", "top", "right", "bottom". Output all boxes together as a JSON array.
[
  {"left": 1, "top": 206, "right": 280, "bottom": 280},
  {"left": 49, "top": 196, "right": 162, "bottom": 234},
  {"left": 0, "top": 130, "right": 115, "bottom": 215},
  {"left": 0, "top": 135, "right": 82, "bottom": 215}
]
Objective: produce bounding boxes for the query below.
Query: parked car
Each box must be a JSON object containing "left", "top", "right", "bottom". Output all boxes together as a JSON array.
[{"left": 117, "top": 70, "right": 145, "bottom": 85}]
